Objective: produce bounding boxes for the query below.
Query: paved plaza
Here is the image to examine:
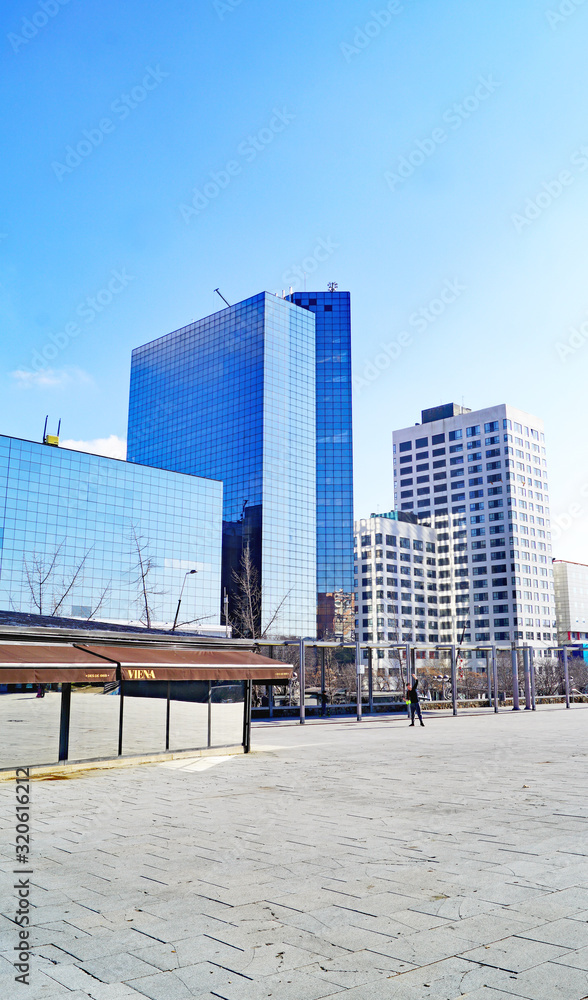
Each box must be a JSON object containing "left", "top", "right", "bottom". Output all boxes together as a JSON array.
[{"left": 1, "top": 707, "right": 588, "bottom": 999}]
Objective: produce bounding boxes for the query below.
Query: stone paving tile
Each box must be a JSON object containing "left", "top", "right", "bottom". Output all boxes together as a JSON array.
[
  {"left": 81, "top": 950, "right": 160, "bottom": 983},
  {"left": 495, "top": 959, "right": 588, "bottom": 999},
  {"left": 299, "top": 948, "right": 415, "bottom": 988},
  {"left": 518, "top": 916, "right": 588, "bottom": 950},
  {"left": 552, "top": 943, "right": 588, "bottom": 971},
  {"left": 442, "top": 910, "right": 545, "bottom": 945},
  {"left": 206, "top": 969, "right": 345, "bottom": 999},
  {"left": 123, "top": 970, "right": 195, "bottom": 999},
  {"left": 462, "top": 935, "right": 572, "bottom": 972}
]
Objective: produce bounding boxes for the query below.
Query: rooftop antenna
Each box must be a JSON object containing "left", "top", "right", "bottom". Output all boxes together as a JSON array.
[
  {"left": 42, "top": 415, "right": 60, "bottom": 447},
  {"left": 214, "top": 288, "right": 231, "bottom": 308},
  {"left": 327, "top": 282, "right": 338, "bottom": 292}
]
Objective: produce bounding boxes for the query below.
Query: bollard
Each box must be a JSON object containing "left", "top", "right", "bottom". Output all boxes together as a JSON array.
[
  {"left": 355, "top": 639, "right": 362, "bottom": 722},
  {"left": 491, "top": 646, "right": 499, "bottom": 713},
  {"left": 523, "top": 647, "right": 531, "bottom": 710},
  {"left": 511, "top": 647, "right": 520, "bottom": 710},
  {"left": 299, "top": 638, "right": 306, "bottom": 725},
  {"left": 563, "top": 646, "right": 570, "bottom": 709},
  {"left": 450, "top": 644, "right": 457, "bottom": 717}
]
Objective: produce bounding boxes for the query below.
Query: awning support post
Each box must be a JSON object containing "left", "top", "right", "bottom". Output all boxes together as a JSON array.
[
  {"left": 243, "top": 679, "right": 252, "bottom": 753},
  {"left": 118, "top": 676, "right": 125, "bottom": 755},
  {"left": 165, "top": 681, "right": 171, "bottom": 750},
  {"left": 58, "top": 683, "right": 71, "bottom": 762}
]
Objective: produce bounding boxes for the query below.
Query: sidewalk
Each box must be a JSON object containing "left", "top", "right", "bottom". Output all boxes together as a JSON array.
[{"left": 1, "top": 709, "right": 588, "bottom": 999}]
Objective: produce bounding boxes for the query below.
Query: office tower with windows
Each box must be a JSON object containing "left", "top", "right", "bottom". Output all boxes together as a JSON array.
[
  {"left": 392, "top": 403, "right": 555, "bottom": 650},
  {"left": 127, "top": 292, "right": 317, "bottom": 638},
  {"left": 354, "top": 511, "right": 438, "bottom": 657},
  {"left": 288, "top": 290, "right": 354, "bottom": 638}
]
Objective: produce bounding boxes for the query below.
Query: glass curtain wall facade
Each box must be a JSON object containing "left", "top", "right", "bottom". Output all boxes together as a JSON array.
[
  {"left": 127, "top": 292, "right": 316, "bottom": 637},
  {"left": 0, "top": 436, "right": 222, "bottom": 625},
  {"left": 289, "top": 290, "right": 354, "bottom": 638}
]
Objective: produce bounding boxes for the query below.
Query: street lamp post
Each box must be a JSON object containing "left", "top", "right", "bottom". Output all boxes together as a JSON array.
[{"left": 172, "top": 570, "right": 198, "bottom": 631}]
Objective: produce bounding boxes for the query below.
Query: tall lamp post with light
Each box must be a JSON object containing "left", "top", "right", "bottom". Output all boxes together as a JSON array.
[{"left": 172, "top": 570, "right": 198, "bottom": 631}]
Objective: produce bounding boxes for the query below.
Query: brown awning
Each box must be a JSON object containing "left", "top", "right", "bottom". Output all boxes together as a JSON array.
[
  {"left": 0, "top": 643, "right": 116, "bottom": 683},
  {"left": 77, "top": 645, "right": 293, "bottom": 683}
]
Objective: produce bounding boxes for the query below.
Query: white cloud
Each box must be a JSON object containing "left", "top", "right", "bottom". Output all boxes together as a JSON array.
[
  {"left": 11, "top": 367, "right": 91, "bottom": 389},
  {"left": 60, "top": 435, "right": 127, "bottom": 460}
]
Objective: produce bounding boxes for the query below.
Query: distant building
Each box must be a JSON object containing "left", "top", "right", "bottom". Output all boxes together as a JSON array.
[
  {"left": 392, "top": 403, "right": 556, "bottom": 649},
  {"left": 0, "top": 435, "right": 223, "bottom": 629},
  {"left": 354, "top": 512, "right": 438, "bottom": 651},
  {"left": 553, "top": 559, "right": 588, "bottom": 644}
]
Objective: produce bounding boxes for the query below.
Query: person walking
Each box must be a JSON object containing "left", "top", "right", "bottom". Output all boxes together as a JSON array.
[{"left": 408, "top": 672, "right": 424, "bottom": 727}]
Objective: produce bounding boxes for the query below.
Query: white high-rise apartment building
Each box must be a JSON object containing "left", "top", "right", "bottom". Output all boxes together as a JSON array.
[
  {"left": 393, "top": 403, "right": 556, "bottom": 649},
  {"left": 354, "top": 512, "right": 438, "bottom": 647}
]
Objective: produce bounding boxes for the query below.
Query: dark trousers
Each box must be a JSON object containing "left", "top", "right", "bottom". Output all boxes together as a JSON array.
[{"left": 410, "top": 701, "right": 423, "bottom": 724}]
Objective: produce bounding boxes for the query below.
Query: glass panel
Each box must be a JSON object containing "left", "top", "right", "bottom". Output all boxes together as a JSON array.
[
  {"left": 0, "top": 685, "right": 60, "bottom": 769},
  {"left": 121, "top": 683, "right": 167, "bottom": 755},
  {"left": 210, "top": 682, "right": 244, "bottom": 747},
  {"left": 168, "top": 682, "right": 208, "bottom": 752},
  {"left": 68, "top": 684, "right": 120, "bottom": 761}
]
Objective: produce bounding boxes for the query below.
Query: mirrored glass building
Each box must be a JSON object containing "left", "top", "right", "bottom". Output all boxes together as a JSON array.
[
  {"left": 0, "top": 435, "right": 223, "bottom": 627},
  {"left": 127, "top": 292, "right": 317, "bottom": 637},
  {"left": 288, "top": 290, "right": 354, "bottom": 638}
]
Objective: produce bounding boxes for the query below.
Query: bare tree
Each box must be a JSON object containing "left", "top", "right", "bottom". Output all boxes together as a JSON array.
[
  {"left": 21, "top": 542, "right": 109, "bottom": 619},
  {"left": 130, "top": 524, "right": 164, "bottom": 628},
  {"left": 231, "top": 544, "right": 291, "bottom": 639}
]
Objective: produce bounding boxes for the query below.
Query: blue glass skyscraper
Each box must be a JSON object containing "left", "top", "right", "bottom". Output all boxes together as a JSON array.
[
  {"left": 289, "top": 290, "right": 354, "bottom": 638},
  {"left": 127, "top": 292, "right": 317, "bottom": 638}
]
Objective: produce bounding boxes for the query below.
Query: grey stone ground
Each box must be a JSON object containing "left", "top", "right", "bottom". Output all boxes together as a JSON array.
[{"left": 1, "top": 707, "right": 588, "bottom": 1000}]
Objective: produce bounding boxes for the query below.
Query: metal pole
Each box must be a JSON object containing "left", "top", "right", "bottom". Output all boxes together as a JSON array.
[
  {"left": 368, "top": 646, "right": 373, "bottom": 715},
  {"left": 491, "top": 646, "right": 499, "bottom": 713},
  {"left": 356, "top": 639, "right": 363, "bottom": 722},
  {"left": 58, "top": 683, "right": 71, "bottom": 762},
  {"left": 405, "top": 642, "right": 411, "bottom": 721},
  {"left": 563, "top": 646, "right": 570, "bottom": 709},
  {"left": 299, "top": 638, "right": 306, "bottom": 725},
  {"left": 511, "top": 647, "right": 520, "bottom": 710},
  {"left": 450, "top": 644, "right": 457, "bottom": 716},
  {"left": 530, "top": 647, "right": 536, "bottom": 711},
  {"left": 320, "top": 646, "right": 326, "bottom": 717},
  {"left": 118, "top": 676, "right": 125, "bottom": 754},
  {"left": 165, "top": 681, "right": 170, "bottom": 750},
  {"left": 523, "top": 647, "right": 531, "bottom": 710}
]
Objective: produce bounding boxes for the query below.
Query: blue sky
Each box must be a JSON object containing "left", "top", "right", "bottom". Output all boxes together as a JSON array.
[{"left": 2, "top": 0, "right": 588, "bottom": 560}]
